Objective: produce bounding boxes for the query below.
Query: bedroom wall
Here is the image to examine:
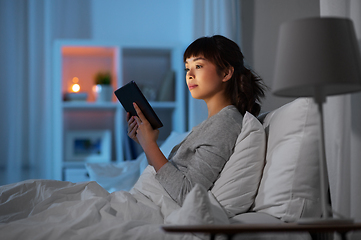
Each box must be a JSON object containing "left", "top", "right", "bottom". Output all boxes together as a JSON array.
[
  {"left": 76, "top": 0, "right": 321, "bottom": 117},
  {"left": 90, "top": 0, "right": 191, "bottom": 45},
  {"left": 240, "top": 0, "right": 320, "bottom": 113}
]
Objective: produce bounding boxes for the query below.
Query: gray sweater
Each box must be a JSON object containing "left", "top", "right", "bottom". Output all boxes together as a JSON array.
[{"left": 155, "top": 105, "right": 243, "bottom": 206}]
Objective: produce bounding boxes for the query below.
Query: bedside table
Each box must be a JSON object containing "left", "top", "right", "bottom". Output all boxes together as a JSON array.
[{"left": 162, "top": 222, "right": 361, "bottom": 240}]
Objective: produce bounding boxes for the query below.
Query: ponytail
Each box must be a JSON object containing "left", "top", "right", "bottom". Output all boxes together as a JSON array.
[{"left": 227, "top": 67, "right": 266, "bottom": 116}]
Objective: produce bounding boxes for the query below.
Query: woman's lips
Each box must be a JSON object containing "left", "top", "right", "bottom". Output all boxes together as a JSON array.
[{"left": 188, "top": 84, "right": 198, "bottom": 90}]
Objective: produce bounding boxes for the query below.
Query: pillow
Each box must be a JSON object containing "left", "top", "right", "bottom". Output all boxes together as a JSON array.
[
  {"left": 252, "top": 98, "right": 322, "bottom": 222},
  {"left": 211, "top": 112, "right": 266, "bottom": 217},
  {"left": 130, "top": 165, "right": 180, "bottom": 218},
  {"left": 86, "top": 159, "right": 142, "bottom": 192},
  {"left": 165, "top": 184, "right": 229, "bottom": 225},
  {"left": 86, "top": 131, "right": 189, "bottom": 192}
]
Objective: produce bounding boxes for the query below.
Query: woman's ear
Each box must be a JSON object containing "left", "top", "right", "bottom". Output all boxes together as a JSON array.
[{"left": 222, "top": 67, "right": 234, "bottom": 82}]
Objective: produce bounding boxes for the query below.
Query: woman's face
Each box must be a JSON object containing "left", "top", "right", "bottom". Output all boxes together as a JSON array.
[{"left": 185, "top": 56, "right": 226, "bottom": 102}]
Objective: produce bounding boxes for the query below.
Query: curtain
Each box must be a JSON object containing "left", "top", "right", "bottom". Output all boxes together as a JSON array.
[
  {"left": 0, "top": 0, "right": 48, "bottom": 184},
  {"left": 188, "top": 0, "right": 241, "bottom": 129},
  {"left": 0, "top": 0, "right": 91, "bottom": 185},
  {"left": 320, "top": 1, "right": 361, "bottom": 239}
]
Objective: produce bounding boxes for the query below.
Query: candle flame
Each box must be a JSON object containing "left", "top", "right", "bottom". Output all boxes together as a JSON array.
[{"left": 72, "top": 83, "right": 80, "bottom": 93}]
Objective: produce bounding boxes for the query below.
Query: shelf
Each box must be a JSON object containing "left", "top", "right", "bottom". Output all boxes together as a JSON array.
[
  {"left": 52, "top": 40, "right": 186, "bottom": 182},
  {"left": 62, "top": 101, "right": 177, "bottom": 109},
  {"left": 63, "top": 101, "right": 118, "bottom": 109}
]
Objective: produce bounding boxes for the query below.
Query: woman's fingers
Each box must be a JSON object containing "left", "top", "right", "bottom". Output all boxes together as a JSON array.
[
  {"left": 126, "top": 112, "right": 131, "bottom": 122},
  {"left": 128, "top": 120, "right": 137, "bottom": 134},
  {"left": 133, "top": 103, "right": 147, "bottom": 124},
  {"left": 130, "top": 103, "right": 158, "bottom": 146},
  {"left": 127, "top": 112, "right": 139, "bottom": 142}
]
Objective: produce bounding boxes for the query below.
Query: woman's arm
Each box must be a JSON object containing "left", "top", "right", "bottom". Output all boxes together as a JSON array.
[
  {"left": 155, "top": 107, "right": 243, "bottom": 205},
  {"left": 131, "top": 103, "right": 168, "bottom": 171}
]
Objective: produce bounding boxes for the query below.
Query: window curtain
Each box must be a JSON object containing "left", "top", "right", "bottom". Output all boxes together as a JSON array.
[
  {"left": 320, "top": 1, "right": 361, "bottom": 239},
  {"left": 0, "top": 0, "right": 49, "bottom": 185},
  {"left": 188, "top": 0, "right": 241, "bottom": 129},
  {"left": 0, "top": 0, "right": 91, "bottom": 185}
]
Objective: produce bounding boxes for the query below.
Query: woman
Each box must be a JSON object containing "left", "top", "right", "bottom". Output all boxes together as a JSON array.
[{"left": 127, "top": 35, "right": 266, "bottom": 206}]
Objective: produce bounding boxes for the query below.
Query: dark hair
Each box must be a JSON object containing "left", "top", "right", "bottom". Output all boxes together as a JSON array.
[{"left": 183, "top": 35, "right": 266, "bottom": 116}]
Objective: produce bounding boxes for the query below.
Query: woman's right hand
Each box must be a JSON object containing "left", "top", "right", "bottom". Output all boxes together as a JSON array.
[{"left": 127, "top": 112, "right": 139, "bottom": 144}]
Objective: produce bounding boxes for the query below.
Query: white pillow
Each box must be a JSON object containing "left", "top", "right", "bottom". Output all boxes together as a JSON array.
[
  {"left": 253, "top": 98, "right": 322, "bottom": 222},
  {"left": 165, "top": 184, "right": 229, "bottom": 225},
  {"left": 86, "top": 160, "right": 142, "bottom": 192},
  {"left": 211, "top": 112, "right": 266, "bottom": 217},
  {"left": 130, "top": 165, "right": 180, "bottom": 218}
]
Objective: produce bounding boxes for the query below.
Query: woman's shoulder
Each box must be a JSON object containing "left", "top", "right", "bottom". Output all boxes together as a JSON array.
[
  {"left": 197, "top": 105, "right": 243, "bottom": 133},
  {"left": 219, "top": 105, "right": 243, "bottom": 120},
  {"left": 211, "top": 105, "right": 242, "bottom": 127},
  {"left": 187, "top": 105, "right": 242, "bottom": 148}
]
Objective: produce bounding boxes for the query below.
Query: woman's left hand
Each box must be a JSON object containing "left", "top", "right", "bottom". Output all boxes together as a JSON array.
[{"left": 132, "top": 102, "right": 159, "bottom": 150}]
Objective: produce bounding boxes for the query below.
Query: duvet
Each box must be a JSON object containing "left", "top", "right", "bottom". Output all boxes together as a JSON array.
[{"left": 0, "top": 166, "right": 229, "bottom": 240}]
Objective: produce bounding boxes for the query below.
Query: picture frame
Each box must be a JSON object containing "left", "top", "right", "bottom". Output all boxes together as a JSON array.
[{"left": 65, "top": 130, "right": 111, "bottom": 163}]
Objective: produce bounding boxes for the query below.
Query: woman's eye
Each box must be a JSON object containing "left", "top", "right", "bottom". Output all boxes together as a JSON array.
[
  {"left": 185, "top": 68, "right": 189, "bottom": 72},
  {"left": 196, "top": 65, "right": 202, "bottom": 69}
]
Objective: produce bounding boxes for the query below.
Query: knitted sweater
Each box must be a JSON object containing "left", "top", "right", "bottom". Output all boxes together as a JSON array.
[{"left": 155, "top": 105, "right": 243, "bottom": 205}]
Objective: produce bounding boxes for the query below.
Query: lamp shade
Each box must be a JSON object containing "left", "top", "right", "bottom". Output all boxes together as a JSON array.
[{"left": 273, "top": 17, "right": 361, "bottom": 97}]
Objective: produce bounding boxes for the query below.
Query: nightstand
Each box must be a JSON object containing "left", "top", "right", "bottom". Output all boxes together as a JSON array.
[{"left": 162, "top": 222, "right": 361, "bottom": 240}]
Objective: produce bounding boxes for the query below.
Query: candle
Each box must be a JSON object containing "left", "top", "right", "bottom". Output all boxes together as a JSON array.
[
  {"left": 64, "top": 77, "right": 88, "bottom": 101},
  {"left": 71, "top": 77, "right": 81, "bottom": 93}
]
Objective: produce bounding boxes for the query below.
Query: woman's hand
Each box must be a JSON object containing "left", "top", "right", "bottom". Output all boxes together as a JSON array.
[
  {"left": 131, "top": 103, "right": 159, "bottom": 150},
  {"left": 127, "top": 112, "right": 140, "bottom": 144},
  {"left": 133, "top": 102, "right": 168, "bottom": 171},
  {"left": 130, "top": 102, "right": 167, "bottom": 171}
]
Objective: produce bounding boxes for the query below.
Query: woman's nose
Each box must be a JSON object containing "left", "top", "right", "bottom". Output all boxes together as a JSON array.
[{"left": 187, "top": 70, "right": 194, "bottom": 79}]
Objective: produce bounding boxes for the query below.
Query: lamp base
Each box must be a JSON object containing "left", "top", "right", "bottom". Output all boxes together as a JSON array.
[{"left": 298, "top": 217, "right": 354, "bottom": 225}]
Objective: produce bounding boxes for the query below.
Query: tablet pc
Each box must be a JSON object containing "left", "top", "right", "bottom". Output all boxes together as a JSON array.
[{"left": 114, "top": 81, "right": 163, "bottom": 129}]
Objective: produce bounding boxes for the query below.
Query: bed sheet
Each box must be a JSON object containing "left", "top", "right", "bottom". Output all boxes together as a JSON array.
[
  {"left": 0, "top": 165, "right": 311, "bottom": 240},
  {"left": 0, "top": 166, "right": 227, "bottom": 240}
]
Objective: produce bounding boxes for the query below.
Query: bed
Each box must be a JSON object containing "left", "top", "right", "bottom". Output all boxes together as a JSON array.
[{"left": 0, "top": 98, "right": 321, "bottom": 240}]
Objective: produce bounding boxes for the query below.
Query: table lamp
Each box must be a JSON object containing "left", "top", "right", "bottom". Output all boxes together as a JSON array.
[{"left": 272, "top": 17, "right": 361, "bottom": 224}]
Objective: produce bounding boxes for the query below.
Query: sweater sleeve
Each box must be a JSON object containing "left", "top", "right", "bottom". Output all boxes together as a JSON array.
[{"left": 155, "top": 110, "right": 242, "bottom": 206}]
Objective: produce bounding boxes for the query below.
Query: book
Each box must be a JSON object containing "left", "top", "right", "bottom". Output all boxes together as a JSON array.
[{"left": 114, "top": 81, "right": 163, "bottom": 129}]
